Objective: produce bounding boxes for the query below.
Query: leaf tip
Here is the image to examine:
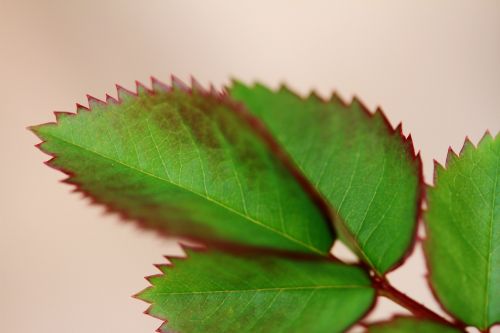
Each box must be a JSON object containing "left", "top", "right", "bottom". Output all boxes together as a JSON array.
[
  {"left": 115, "top": 84, "right": 136, "bottom": 101},
  {"left": 86, "top": 94, "right": 106, "bottom": 108},
  {"left": 330, "top": 91, "right": 348, "bottom": 106},
  {"left": 351, "top": 95, "right": 372, "bottom": 118},
  {"left": 76, "top": 102, "right": 90, "bottom": 113},
  {"left": 27, "top": 123, "right": 44, "bottom": 136},
  {"left": 396, "top": 121, "right": 403, "bottom": 132},
  {"left": 53, "top": 111, "right": 74, "bottom": 122},
  {"left": 479, "top": 130, "right": 494, "bottom": 145},
  {"left": 459, "top": 136, "right": 475, "bottom": 155},
  {"left": 432, "top": 158, "right": 445, "bottom": 183},
  {"left": 445, "top": 146, "right": 459, "bottom": 166},
  {"left": 145, "top": 274, "right": 163, "bottom": 284},
  {"left": 132, "top": 287, "right": 151, "bottom": 301},
  {"left": 150, "top": 76, "right": 170, "bottom": 92},
  {"left": 29, "top": 121, "right": 58, "bottom": 146},
  {"left": 190, "top": 76, "right": 206, "bottom": 93},
  {"left": 43, "top": 157, "right": 56, "bottom": 167},
  {"left": 306, "top": 89, "right": 324, "bottom": 103},
  {"left": 171, "top": 75, "right": 189, "bottom": 91},
  {"left": 135, "top": 80, "right": 150, "bottom": 94},
  {"left": 105, "top": 93, "right": 118, "bottom": 104},
  {"left": 276, "top": 83, "right": 303, "bottom": 101},
  {"left": 153, "top": 263, "right": 170, "bottom": 273}
]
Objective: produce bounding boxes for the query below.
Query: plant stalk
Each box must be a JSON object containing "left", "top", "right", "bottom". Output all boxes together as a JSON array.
[{"left": 373, "top": 275, "right": 466, "bottom": 331}]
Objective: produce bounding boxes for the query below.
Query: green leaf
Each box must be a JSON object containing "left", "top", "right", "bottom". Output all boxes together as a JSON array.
[
  {"left": 229, "top": 83, "right": 423, "bottom": 275},
  {"left": 30, "top": 78, "right": 333, "bottom": 255},
  {"left": 137, "top": 248, "right": 375, "bottom": 333},
  {"left": 425, "top": 132, "right": 500, "bottom": 329},
  {"left": 366, "top": 317, "right": 461, "bottom": 333}
]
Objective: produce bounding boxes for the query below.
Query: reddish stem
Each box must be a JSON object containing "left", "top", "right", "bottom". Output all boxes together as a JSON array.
[{"left": 373, "top": 275, "right": 467, "bottom": 331}]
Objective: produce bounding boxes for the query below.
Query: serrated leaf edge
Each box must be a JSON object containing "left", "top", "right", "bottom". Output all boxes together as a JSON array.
[
  {"left": 226, "top": 80, "right": 425, "bottom": 276},
  {"left": 133, "top": 242, "right": 206, "bottom": 333},
  {"left": 30, "top": 76, "right": 230, "bottom": 241},
  {"left": 424, "top": 131, "right": 500, "bottom": 330},
  {"left": 431, "top": 131, "right": 499, "bottom": 187},
  {"left": 135, "top": 242, "right": 376, "bottom": 333},
  {"left": 29, "top": 75, "right": 336, "bottom": 254}
]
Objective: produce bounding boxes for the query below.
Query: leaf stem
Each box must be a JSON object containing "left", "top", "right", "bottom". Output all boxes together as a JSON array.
[{"left": 372, "top": 275, "right": 467, "bottom": 331}]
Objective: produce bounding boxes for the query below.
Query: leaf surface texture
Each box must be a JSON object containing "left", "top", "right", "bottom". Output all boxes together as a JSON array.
[
  {"left": 31, "top": 79, "right": 333, "bottom": 255},
  {"left": 230, "top": 83, "right": 422, "bottom": 274},
  {"left": 138, "top": 249, "right": 375, "bottom": 333},
  {"left": 425, "top": 133, "right": 500, "bottom": 329}
]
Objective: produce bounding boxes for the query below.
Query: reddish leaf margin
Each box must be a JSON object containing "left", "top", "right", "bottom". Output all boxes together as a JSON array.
[{"left": 29, "top": 76, "right": 336, "bottom": 254}]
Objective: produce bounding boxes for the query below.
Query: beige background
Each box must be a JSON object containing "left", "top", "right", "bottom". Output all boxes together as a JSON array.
[{"left": 1, "top": 1, "right": 499, "bottom": 332}]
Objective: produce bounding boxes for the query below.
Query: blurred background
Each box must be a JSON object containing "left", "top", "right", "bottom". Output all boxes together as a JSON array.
[{"left": 1, "top": 1, "right": 499, "bottom": 332}]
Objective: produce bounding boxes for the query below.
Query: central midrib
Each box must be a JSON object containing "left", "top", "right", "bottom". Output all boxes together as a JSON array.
[
  {"left": 47, "top": 133, "right": 323, "bottom": 255},
  {"left": 154, "top": 284, "right": 371, "bottom": 295},
  {"left": 295, "top": 146, "right": 380, "bottom": 274}
]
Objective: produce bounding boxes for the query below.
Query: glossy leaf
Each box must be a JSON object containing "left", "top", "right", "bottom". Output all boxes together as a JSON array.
[
  {"left": 229, "top": 83, "right": 423, "bottom": 275},
  {"left": 30, "top": 78, "right": 334, "bottom": 255},
  {"left": 425, "top": 132, "right": 500, "bottom": 329},
  {"left": 366, "top": 317, "right": 461, "bottom": 333},
  {"left": 137, "top": 248, "right": 375, "bottom": 333}
]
